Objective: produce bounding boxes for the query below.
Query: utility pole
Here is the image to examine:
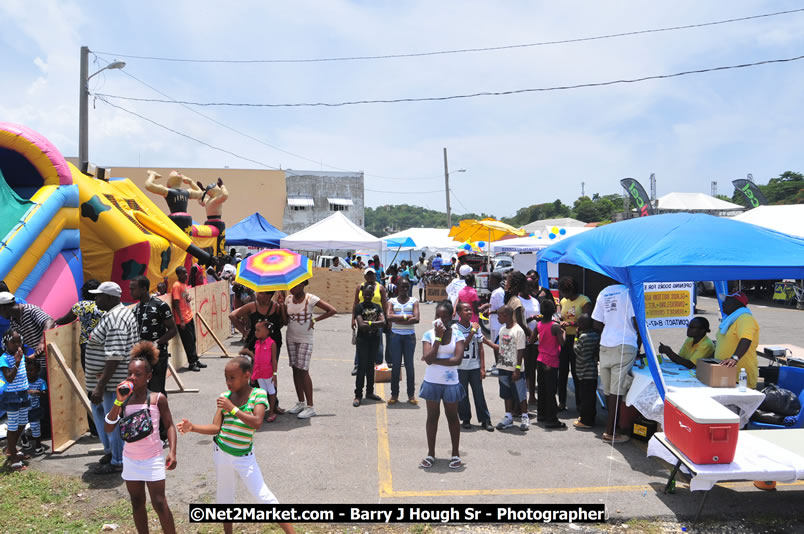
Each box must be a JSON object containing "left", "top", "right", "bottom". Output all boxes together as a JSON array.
[
  {"left": 79, "top": 45, "right": 89, "bottom": 169},
  {"left": 581, "top": 181, "right": 585, "bottom": 198},
  {"left": 443, "top": 147, "right": 451, "bottom": 228},
  {"left": 79, "top": 46, "right": 125, "bottom": 171}
]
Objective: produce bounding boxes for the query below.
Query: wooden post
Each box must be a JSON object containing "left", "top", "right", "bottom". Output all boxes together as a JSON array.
[
  {"left": 49, "top": 342, "right": 92, "bottom": 415},
  {"left": 165, "top": 360, "right": 199, "bottom": 394},
  {"left": 196, "top": 312, "right": 231, "bottom": 358}
]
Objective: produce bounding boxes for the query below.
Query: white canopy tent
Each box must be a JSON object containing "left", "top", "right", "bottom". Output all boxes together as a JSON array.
[
  {"left": 655, "top": 192, "right": 744, "bottom": 212},
  {"left": 379, "top": 228, "right": 461, "bottom": 265},
  {"left": 280, "top": 212, "right": 384, "bottom": 251},
  {"left": 522, "top": 217, "right": 586, "bottom": 234},
  {"left": 733, "top": 205, "right": 804, "bottom": 238},
  {"left": 382, "top": 228, "right": 461, "bottom": 252},
  {"left": 492, "top": 226, "right": 592, "bottom": 252}
]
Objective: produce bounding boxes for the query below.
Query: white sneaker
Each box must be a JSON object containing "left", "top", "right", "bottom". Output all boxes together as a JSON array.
[
  {"left": 297, "top": 406, "right": 316, "bottom": 419},
  {"left": 496, "top": 416, "right": 513, "bottom": 430},
  {"left": 519, "top": 415, "right": 530, "bottom": 431},
  {"left": 288, "top": 401, "right": 307, "bottom": 414}
]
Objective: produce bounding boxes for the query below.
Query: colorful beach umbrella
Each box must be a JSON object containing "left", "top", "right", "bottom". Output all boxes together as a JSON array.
[{"left": 235, "top": 249, "right": 313, "bottom": 292}]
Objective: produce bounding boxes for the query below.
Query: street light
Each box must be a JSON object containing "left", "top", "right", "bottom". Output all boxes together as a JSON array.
[
  {"left": 443, "top": 146, "right": 466, "bottom": 228},
  {"left": 79, "top": 46, "right": 125, "bottom": 169}
]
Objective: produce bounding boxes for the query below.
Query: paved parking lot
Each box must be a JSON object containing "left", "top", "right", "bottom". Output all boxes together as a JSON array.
[{"left": 35, "top": 297, "right": 804, "bottom": 524}]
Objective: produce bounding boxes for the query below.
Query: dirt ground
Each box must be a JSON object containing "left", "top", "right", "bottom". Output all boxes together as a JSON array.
[{"left": 10, "top": 297, "right": 804, "bottom": 532}]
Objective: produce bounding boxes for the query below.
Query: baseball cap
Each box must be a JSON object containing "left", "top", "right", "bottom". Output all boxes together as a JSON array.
[
  {"left": 459, "top": 264, "right": 473, "bottom": 277},
  {"left": 719, "top": 290, "right": 748, "bottom": 306},
  {"left": 364, "top": 267, "right": 376, "bottom": 275},
  {"left": 0, "top": 291, "right": 15, "bottom": 305},
  {"left": 89, "top": 281, "right": 122, "bottom": 298}
]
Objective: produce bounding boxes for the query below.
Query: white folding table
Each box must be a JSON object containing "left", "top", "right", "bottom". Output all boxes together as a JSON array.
[{"left": 648, "top": 429, "right": 804, "bottom": 521}]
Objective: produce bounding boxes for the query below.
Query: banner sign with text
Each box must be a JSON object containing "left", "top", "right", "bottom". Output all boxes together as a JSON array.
[
  {"left": 643, "top": 281, "right": 693, "bottom": 329},
  {"left": 732, "top": 179, "right": 767, "bottom": 208},
  {"left": 620, "top": 177, "right": 654, "bottom": 217}
]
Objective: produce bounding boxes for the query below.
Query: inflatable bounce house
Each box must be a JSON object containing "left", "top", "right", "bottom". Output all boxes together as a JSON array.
[{"left": 0, "top": 122, "right": 213, "bottom": 314}]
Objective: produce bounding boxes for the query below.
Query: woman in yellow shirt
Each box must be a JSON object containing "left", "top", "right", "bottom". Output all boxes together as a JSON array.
[{"left": 658, "top": 317, "right": 715, "bottom": 369}]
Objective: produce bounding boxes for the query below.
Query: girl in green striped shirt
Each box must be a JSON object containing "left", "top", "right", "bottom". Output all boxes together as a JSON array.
[{"left": 177, "top": 357, "right": 295, "bottom": 534}]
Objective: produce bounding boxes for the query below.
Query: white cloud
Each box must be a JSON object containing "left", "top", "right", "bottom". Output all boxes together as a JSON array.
[{"left": 2, "top": 0, "right": 803, "bottom": 216}]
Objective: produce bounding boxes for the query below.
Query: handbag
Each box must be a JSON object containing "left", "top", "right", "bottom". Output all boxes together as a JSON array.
[{"left": 118, "top": 390, "right": 154, "bottom": 443}]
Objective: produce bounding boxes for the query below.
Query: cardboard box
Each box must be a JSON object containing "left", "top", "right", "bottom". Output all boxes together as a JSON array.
[
  {"left": 425, "top": 284, "right": 447, "bottom": 302},
  {"left": 695, "top": 358, "right": 737, "bottom": 388},
  {"left": 374, "top": 368, "right": 392, "bottom": 383}
]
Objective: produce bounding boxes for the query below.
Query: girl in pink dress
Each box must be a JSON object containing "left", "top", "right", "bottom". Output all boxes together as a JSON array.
[{"left": 104, "top": 342, "right": 177, "bottom": 534}]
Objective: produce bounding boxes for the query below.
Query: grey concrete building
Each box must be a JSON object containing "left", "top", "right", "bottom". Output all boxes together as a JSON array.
[{"left": 282, "top": 170, "right": 365, "bottom": 234}]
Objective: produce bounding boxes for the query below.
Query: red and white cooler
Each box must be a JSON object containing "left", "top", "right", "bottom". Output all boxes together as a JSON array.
[{"left": 664, "top": 391, "right": 739, "bottom": 465}]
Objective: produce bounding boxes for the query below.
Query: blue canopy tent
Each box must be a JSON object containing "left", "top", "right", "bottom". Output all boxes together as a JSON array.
[
  {"left": 536, "top": 213, "right": 804, "bottom": 400},
  {"left": 226, "top": 212, "right": 287, "bottom": 249}
]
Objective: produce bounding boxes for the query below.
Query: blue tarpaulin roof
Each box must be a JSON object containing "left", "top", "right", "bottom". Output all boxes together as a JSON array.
[
  {"left": 536, "top": 212, "right": 804, "bottom": 398},
  {"left": 226, "top": 213, "right": 287, "bottom": 249}
]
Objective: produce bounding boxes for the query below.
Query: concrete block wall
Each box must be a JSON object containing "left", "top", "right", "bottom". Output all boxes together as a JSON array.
[{"left": 282, "top": 170, "right": 365, "bottom": 234}]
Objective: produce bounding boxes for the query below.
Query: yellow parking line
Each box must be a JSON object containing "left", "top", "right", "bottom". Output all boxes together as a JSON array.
[
  {"left": 375, "top": 383, "right": 394, "bottom": 497},
  {"left": 374, "top": 388, "right": 804, "bottom": 498}
]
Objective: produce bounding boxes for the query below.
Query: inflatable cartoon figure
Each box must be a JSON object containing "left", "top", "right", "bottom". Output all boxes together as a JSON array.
[
  {"left": 197, "top": 177, "right": 229, "bottom": 257},
  {"left": 144, "top": 170, "right": 204, "bottom": 235}
]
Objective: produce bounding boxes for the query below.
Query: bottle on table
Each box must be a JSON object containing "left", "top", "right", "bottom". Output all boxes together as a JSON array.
[{"left": 738, "top": 368, "right": 747, "bottom": 392}]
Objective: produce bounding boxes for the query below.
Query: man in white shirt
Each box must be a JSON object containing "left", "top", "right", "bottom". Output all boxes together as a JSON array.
[
  {"left": 480, "top": 272, "right": 505, "bottom": 375},
  {"left": 591, "top": 284, "right": 639, "bottom": 444}
]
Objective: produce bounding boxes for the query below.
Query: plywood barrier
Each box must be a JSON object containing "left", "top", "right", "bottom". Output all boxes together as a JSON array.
[
  {"left": 156, "top": 294, "right": 189, "bottom": 369},
  {"left": 306, "top": 267, "right": 365, "bottom": 313},
  {"left": 44, "top": 322, "right": 88, "bottom": 453},
  {"left": 194, "top": 280, "right": 231, "bottom": 355}
]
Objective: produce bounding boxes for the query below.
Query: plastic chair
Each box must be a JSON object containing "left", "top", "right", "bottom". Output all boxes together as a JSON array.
[{"left": 748, "top": 366, "right": 804, "bottom": 429}]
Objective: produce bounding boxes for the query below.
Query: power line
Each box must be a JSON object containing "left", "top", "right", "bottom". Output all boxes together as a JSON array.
[
  {"left": 92, "top": 7, "right": 804, "bottom": 64},
  {"left": 95, "top": 95, "right": 287, "bottom": 172},
  {"left": 365, "top": 187, "right": 445, "bottom": 194},
  {"left": 95, "top": 53, "right": 804, "bottom": 108},
  {"left": 450, "top": 189, "right": 472, "bottom": 214},
  {"left": 96, "top": 94, "right": 452, "bottom": 192},
  {"left": 92, "top": 53, "right": 443, "bottom": 182}
]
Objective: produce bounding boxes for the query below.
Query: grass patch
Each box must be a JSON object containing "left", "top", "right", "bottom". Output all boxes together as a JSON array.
[{"left": 623, "top": 518, "right": 665, "bottom": 534}]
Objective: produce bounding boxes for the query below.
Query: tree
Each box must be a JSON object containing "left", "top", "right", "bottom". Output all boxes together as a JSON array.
[{"left": 730, "top": 170, "right": 803, "bottom": 207}]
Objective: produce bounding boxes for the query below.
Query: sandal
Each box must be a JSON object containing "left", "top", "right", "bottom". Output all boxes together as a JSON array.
[
  {"left": 265, "top": 414, "right": 277, "bottom": 423},
  {"left": 407, "top": 398, "right": 418, "bottom": 405},
  {"left": 274, "top": 406, "right": 286, "bottom": 415},
  {"left": 448, "top": 456, "right": 463, "bottom": 469},
  {"left": 419, "top": 455, "right": 435, "bottom": 469},
  {"left": 387, "top": 398, "right": 399, "bottom": 405}
]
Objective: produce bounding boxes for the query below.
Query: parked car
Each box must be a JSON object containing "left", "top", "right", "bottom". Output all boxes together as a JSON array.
[
  {"left": 696, "top": 281, "right": 715, "bottom": 295},
  {"left": 493, "top": 255, "right": 514, "bottom": 274}
]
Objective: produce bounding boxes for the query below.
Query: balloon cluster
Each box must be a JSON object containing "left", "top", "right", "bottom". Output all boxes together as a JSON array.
[
  {"left": 548, "top": 226, "right": 568, "bottom": 240},
  {"left": 460, "top": 241, "right": 486, "bottom": 252}
]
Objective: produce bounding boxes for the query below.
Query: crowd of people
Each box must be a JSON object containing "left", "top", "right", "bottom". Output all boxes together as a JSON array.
[{"left": 0, "top": 247, "right": 764, "bottom": 531}]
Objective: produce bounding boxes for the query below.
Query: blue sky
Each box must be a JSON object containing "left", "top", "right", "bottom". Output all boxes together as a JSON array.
[{"left": 2, "top": 0, "right": 803, "bottom": 217}]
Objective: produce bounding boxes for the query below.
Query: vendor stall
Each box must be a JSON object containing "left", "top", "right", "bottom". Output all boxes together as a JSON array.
[
  {"left": 626, "top": 361, "right": 764, "bottom": 428},
  {"left": 536, "top": 212, "right": 804, "bottom": 400}
]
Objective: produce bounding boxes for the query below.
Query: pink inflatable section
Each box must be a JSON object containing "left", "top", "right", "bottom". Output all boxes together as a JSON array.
[{"left": 25, "top": 253, "right": 80, "bottom": 317}]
